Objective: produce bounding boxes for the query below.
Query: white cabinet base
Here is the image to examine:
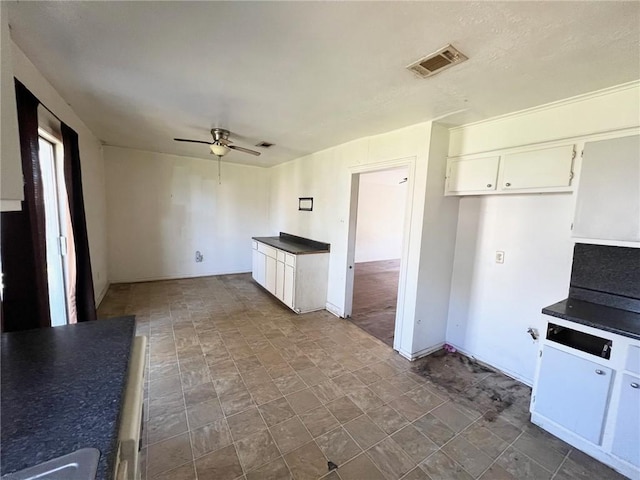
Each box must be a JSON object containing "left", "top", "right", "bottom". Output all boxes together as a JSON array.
[{"left": 531, "top": 413, "right": 638, "bottom": 480}]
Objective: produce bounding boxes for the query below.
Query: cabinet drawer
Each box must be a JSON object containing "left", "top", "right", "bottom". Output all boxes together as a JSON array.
[
  {"left": 626, "top": 345, "right": 640, "bottom": 375},
  {"left": 285, "top": 254, "right": 296, "bottom": 267},
  {"left": 277, "top": 250, "right": 286, "bottom": 262},
  {"left": 252, "top": 241, "right": 258, "bottom": 250},
  {"left": 258, "top": 243, "right": 277, "bottom": 259}
]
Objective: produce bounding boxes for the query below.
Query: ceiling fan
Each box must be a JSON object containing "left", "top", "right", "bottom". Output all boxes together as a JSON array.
[{"left": 174, "top": 128, "right": 261, "bottom": 157}]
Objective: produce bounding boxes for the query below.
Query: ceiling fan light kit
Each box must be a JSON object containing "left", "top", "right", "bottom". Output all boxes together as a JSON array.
[
  {"left": 210, "top": 143, "right": 230, "bottom": 156},
  {"left": 173, "top": 128, "right": 262, "bottom": 158}
]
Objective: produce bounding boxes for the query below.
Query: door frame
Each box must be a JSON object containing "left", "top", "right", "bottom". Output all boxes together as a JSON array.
[{"left": 345, "top": 157, "right": 416, "bottom": 352}]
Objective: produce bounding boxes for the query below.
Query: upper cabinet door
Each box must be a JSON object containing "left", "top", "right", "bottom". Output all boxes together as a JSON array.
[
  {"left": 445, "top": 156, "right": 499, "bottom": 194},
  {"left": 573, "top": 135, "right": 640, "bottom": 242},
  {"left": 500, "top": 145, "right": 575, "bottom": 191}
]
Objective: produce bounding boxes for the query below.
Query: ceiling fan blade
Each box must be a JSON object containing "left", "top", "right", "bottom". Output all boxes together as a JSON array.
[
  {"left": 217, "top": 138, "right": 232, "bottom": 145},
  {"left": 174, "top": 138, "right": 213, "bottom": 145},
  {"left": 229, "top": 145, "right": 261, "bottom": 156}
]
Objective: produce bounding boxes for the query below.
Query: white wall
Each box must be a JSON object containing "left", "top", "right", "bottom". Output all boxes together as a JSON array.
[
  {"left": 104, "top": 146, "right": 270, "bottom": 283},
  {"left": 446, "top": 82, "right": 640, "bottom": 385},
  {"left": 10, "top": 41, "right": 110, "bottom": 303},
  {"left": 355, "top": 168, "right": 407, "bottom": 263},
  {"left": 447, "top": 194, "right": 574, "bottom": 384}
]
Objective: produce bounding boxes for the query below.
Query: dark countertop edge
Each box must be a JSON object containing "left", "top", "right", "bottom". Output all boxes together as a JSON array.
[
  {"left": 0, "top": 316, "right": 136, "bottom": 479},
  {"left": 542, "top": 299, "right": 640, "bottom": 341},
  {"left": 252, "top": 234, "right": 330, "bottom": 254}
]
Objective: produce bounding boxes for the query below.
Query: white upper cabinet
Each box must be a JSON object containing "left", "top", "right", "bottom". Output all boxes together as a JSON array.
[
  {"left": 1, "top": 3, "right": 23, "bottom": 211},
  {"left": 500, "top": 145, "right": 575, "bottom": 191},
  {"left": 573, "top": 134, "right": 640, "bottom": 242},
  {"left": 445, "top": 156, "right": 499, "bottom": 194},
  {"left": 445, "top": 144, "right": 575, "bottom": 196}
]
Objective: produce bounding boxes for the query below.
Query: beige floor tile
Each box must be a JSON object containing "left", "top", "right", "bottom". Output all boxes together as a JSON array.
[
  {"left": 183, "top": 382, "right": 217, "bottom": 408},
  {"left": 495, "top": 446, "right": 552, "bottom": 480},
  {"left": 346, "top": 386, "right": 384, "bottom": 412},
  {"left": 186, "top": 398, "right": 225, "bottom": 429},
  {"left": 286, "top": 388, "right": 322, "bottom": 415},
  {"left": 338, "top": 453, "right": 385, "bottom": 480},
  {"left": 366, "top": 437, "right": 416, "bottom": 480},
  {"left": 325, "top": 396, "right": 364, "bottom": 424},
  {"left": 311, "top": 380, "right": 344, "bottom": 404},
  {"left": 412, "top": 413, "right": 456, "bottom": 446},
  {"left": 227, "top": 407, "right": 267, "bottom": 441},
  {"left": 343, "top": 415, "right": 386, "bottom": 450},
  {"left": 284, "top": 441, "right": 329, "bottom": 480},
  {"left": 300, "top": 405, "right": 340, "bottom": 438},
  {"left": 235, "top": 430, "right": 282, "bottom": 472},
  {"left": 248, "top": 380, "right": 282, "bottom": 405},
  {"left": 190, "top": 418, "right": 233, "bottom": 459},
  {"left": 274, "top": 373, "right": 308, "bottom": 396},
  {"left": 430, "top": 403, "right": 475, "bottom": 433},
  {"left": 478, "top": 464, "right": 518, "bottom": 480},
  {"left": 462, "top": 424, "right": 510, "bottom": 460},
  {"left": 147, "top": 432, "right": 193, "bottom": 478},
  {"left": 367, "top": 405, "right": 408, "bottom": 435},
  {"left": 387, "top": 395, "right": 428, "bottom": 422},
  {"left": 391, "top": 424, "right": 438, "bottom": 463},
  {"left": 148, "top": 389, "right": 185, "bottom": 418},
  {"left": 402, "top": 466, "right": 431, "bottom": 480},
  {"left": 315, "top": 426, "right": 362, "bottom": 466},
  {"left": 245, "top": 456, "right": 292, "bottom": 480},
  {"left": 149, "top": 374, "right": 182, "bottom": 399},
  {"left": 150, "top": 461, "right": 196, "bottom": 480},
  {"left": 419, "top": 451, "right": 474, "bottom": 480},
  {"left": 194, "top": 444, "right": 243, "bottom": 480},
  {"left": 369, "top": 380, "right": 403, "bottom": 403},
  {"left": 269, "top": 416, "right": 312, "bottom": 454},
  {"left": 147, "top": 410, "right": 189, "bottom": 445},
  {"left": 442, "top": 436, "right": 493, "bottom": 478},
  {"left": 259, "top": 397, "right": 296, "bottom": 427},
  {"left": 219, "top": 389, "right": 256, "bottom": 416}
]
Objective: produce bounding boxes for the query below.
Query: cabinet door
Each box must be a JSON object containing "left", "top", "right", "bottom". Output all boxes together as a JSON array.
[
  {"left": 445, "top": 156, "right": 499, "bottom": 194},
  {"left": 275, "top": 261, "right": 285, "bottom": 301},
  {"left": 573, "top": 135, "right": 640, "bottom": 242},
  {"left": 500, "top": 145, "right": 574, "bottom": 190},
  {"left": 252, "top": 249, "right": 266, "bottom": 287},
  {"left": 533, "top": 346, "right": 613, "bottom": 444},
  {"left": 611, "top": 374, "right": 640, "bottom": 467},
  {"left": 284, "top": 264, "right": 295, "bottom": 309},
  {"left": 265, "top": 255, "right": 277, "bottom": 295}
]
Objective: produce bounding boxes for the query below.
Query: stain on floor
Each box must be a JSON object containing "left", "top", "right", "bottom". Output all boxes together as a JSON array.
[{"left": 412, "top": 349, "right": 532, "bottom": 423}]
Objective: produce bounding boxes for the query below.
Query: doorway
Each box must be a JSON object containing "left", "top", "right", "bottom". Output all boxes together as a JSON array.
[
  {"left": 346, "top": 165, "right": 410, "bottom": 347},
  {"left": 38, "top": 130, "right": 74, "bottom": 326}
]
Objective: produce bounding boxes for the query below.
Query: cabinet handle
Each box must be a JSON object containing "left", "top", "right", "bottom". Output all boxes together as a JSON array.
[
  {"left": 486, "top": 184, "right": 492, "bottom": 188},
  {"left": 595, "top": 369, "right": 605, "bottom": 375},
  {"left": 505, "top": 182, "right": 511, "bottom": 187},
  {"left": 631, "top": 383, "right": 639, "bottom": 389}
]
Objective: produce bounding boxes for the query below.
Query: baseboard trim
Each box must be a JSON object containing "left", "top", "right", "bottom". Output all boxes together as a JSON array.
[
  {"left": 109, "top": 269, "right": 251, "bottom": 285},
  {"left": 325, "top": 302, "right": 344, "bottom": 318},
  {"left": 95, "top": 282, "right": 110, "bottom": 307},
  {"left": 397, "top": 343, "right": 444, "bottom": 361}
]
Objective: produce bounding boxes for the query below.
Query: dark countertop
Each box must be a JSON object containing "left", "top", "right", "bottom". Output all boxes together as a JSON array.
[
  {"left": 253, "top": 232, "right": 330, "bottom": 255},
  {"left": 542, "top": 298, "right": 640, "bottom": 340},
  {"left": 1, "top": 317, "right": 136, "bottom": 480}
]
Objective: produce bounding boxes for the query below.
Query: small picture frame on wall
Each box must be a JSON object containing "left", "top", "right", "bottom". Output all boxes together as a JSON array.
[{"left": 298, "top": 197, "right": 313, "bottom": 211}]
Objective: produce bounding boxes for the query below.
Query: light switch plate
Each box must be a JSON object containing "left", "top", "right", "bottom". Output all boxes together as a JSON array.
[{"left": 495, "top": 251, "right": 505, "bottom": 264}]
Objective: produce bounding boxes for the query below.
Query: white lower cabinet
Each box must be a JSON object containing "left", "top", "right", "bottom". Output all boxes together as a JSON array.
[
  {"left": 611, "top": 374, "right": 640, "bottom": 467},
  {"left": 534, "top": 346, "right": 612, "bottom": 444},
  {"left": 251, "top": 247, "right": 266, "bottom": 287},
  {"left": 252, "top": 240, "right": 328, "bottom": 313},
  {"left": 531, "top": 316, "right": 640, "bottom": 479}
]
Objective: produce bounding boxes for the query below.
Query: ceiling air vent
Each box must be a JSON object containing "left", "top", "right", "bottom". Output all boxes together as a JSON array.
[
  {"left": 255, "top": 141, "right": 274, "bottom": 148},
  {"left": 407, "top": 44, "right": 468, "bottom": 78}
]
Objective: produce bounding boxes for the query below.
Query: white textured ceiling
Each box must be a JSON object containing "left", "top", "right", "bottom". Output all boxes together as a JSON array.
[{"left": 7, "top": 1, "right": 640, "bottom": 167}]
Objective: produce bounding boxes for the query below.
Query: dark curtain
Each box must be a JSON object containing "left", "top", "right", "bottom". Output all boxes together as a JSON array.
[
  {"left": 0, "top": 80, "right": 50, "bottom": 331},
  {"left": 61, "top": 123, "right": 96, "bottom": 322}
]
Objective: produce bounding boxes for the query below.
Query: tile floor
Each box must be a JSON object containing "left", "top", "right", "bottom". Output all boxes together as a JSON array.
[
  {"left": 98, "top": 274, "right": 626, "bottom": 480},
  {"left": 350, "top": 260, "right": 400, "bottom": 347}
]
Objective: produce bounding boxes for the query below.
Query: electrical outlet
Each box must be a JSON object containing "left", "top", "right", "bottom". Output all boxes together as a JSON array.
[
  {"left": 195, "top": 251, "right": 204, "bottom": 263},
  {"left": 495, "top": 251, "right": 505, "bottom": 264}
]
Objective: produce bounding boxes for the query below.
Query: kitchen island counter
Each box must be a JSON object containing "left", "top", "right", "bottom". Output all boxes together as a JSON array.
[{"left": 1, "top": 316, "right": 136, "bottom": 480}]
